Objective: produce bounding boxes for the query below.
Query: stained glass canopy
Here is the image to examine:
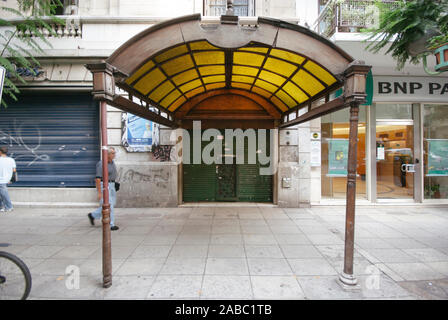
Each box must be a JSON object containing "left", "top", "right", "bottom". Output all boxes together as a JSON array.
[{"left": 106, "top": 14, "right": 354, "bottom": 120}]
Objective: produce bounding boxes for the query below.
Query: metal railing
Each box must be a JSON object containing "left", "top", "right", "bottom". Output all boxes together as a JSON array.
[{"left": 314, "top": 0, "right": 400, "bottom": 38}]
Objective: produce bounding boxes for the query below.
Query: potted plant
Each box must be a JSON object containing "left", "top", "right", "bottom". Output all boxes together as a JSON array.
[
  {"left": 431, "top": 184, "right": 441, "bottom": 199},
  {"left": 364, "top": 0, "right": 448, "bottom": 71}
]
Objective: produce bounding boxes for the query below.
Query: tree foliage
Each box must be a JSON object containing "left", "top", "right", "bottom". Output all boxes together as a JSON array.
[
  {"left": 364, "top": 0, "right": 448, "bottom": 70},
  {"left": 0, "top": 0, "right": 64, "bottom": 107}
]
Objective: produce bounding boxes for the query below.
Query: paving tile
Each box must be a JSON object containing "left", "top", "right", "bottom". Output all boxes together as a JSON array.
[
  {"left": 355, "top": 238, "right": 395, "bottom": 249},
  {"left": 307, "top": 234, "right": 344, "bottom": 245},
  {"left": 78, "top": 259, "right": 125, "bottom": 276},
  {"left": 205, "top": 258, "right": 249, "bottom": 275},
  {"left": 160, "top": 258, "right": 206, "bottom": 275},
  {"left": 269, "top": 226, "right": 302, "bottom": 234},
  {"left": 142, "top": 234, "right": 178, "bottom": 245},
  {"left": 168, "top": 245, "right": 208, "bottom": 258},
  {"left": 19, "top": 245, "right": 65, "bottom": 259},
  {"left": 366, "top": 248, "right": 421, "bottom": 263},
  {"left": 211, "top": 225, "right": 241, "bottom": 234},
  {"left": 247, "top": 258, "right": 293, "bottom": 276},
  {"left": 32, "top": 259, "right": 87, "bottom": 276},
  {"left": 241, "top": 225, "right": 272, "bottom": 234},
  {"left": 175, "top": 234, "right": 211, "bottom": 245},
  {"left": 251, "top": 276, "right": 305, "bottom": 299},
  {"left": 274, "top": 234, "right": 311, "bottom": 245},
  {"left": 245, "top": 245, "right": 284, "bottom": 259},
  {"left": 87, "top": 246, "right": 137, "bottom": 260},
  {"left": 147, "top": 275, "right": 203, "bottom": 299},
  {"left": 280, "top": 245, "right": 324, "bottom": 259},
  {"left": 208, "top": 245, "right": 245, "bottom": 258},
  {"left": 425, "top": 262, "right": 448, "bottom": 276},
  {"left": 397, "top": 279, "right": 448, "bottom": 300},
  {"left": 129, "top": 246, "right": 172, "bottom": 259},
  {"left": 385, "top": 263, "right": 445, "bottom": 281},
  {"left": 51, "top": 246, "right": 99, "bottom": 259},
  {"left": 403, "top": 248, "right": 448, "bottom": 262},
  {"left": 103, "top": 276, "right": 156, "bottom": 299},
  {"left": 115, "top": 259, "right": 165, "bottom": 276},
  {"left": 211, "top": 234, "right": 243, "bottom": 245},
  {"left": 288, "top": 259, "right": 338, "bottom": 276},
  {"left": 201, "top": 276, "right": 252, "bottom": 299},
  {"left": 297, "top": 276, "right": 362, "bottom": 299},
  {"left": 243, "top": 234, "right": 277, "bottom": 245},
  {"left": 29, "top": 276, "right": 101, "bottom": 299}
]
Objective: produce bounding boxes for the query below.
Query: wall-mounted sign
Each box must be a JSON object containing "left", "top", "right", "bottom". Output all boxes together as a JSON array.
[
  {"left": 0, "top": 66, "right": 6, "bottom": 102},
  {"left": 121, "top": 113, "right": 158, "bottom": 152},
  {"left": 427, "top": 139, "right": 448, "bottom": 176},
  {"left": 377, "top": 143, "right": 385, "bottom": 160},
  {"left": 328, "top": 138, "right": 349, "bottom": 176},
  {"left": 310, "top": 131, "right": 321, "bottom": 167},
  {"left": 374, "top": 76, "right": 448, "bottom": 103}
]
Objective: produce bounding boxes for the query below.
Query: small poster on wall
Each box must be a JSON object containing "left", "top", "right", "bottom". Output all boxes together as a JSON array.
[
  {"left": 427, "top": 139, "right": 448, "bottom": 176},
  {"left": 328, "top": 138, "right": 349, "bottom": 176},
  {"left": 121, "top": 113, "right": 159, "bottom": 152}
]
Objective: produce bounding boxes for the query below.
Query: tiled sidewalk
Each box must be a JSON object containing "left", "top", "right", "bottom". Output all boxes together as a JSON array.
[{"left": 0, "top": 206, "right": 447, "bottom": 299}]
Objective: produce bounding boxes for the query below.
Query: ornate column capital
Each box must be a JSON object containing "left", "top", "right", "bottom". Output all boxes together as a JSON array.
[{"left": 343, "top": 60, "right": 371, "bottom": 105}]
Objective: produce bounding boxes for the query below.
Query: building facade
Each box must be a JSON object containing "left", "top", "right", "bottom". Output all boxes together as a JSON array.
[{"left": 1, "top": 0, "right": 446, "bottom": 207}]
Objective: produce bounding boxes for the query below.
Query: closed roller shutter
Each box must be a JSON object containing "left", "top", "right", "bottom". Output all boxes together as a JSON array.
[{"left": 0, "top": 92, "right": 100, "bottom": 187}]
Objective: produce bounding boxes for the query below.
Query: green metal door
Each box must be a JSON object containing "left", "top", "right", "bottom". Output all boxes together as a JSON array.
[{"left": 182, "top": 129, "right": 272, "bottom": 202}]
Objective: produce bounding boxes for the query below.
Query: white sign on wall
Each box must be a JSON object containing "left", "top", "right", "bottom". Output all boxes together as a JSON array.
[
  {"left": 310, "top": 132, "right": 321, "bottom": 167},
  {"left": 0, "top": 66, "right": 6, "bottom": 102},
  {"left": 374, "top": 76, "right": 448, "bottom": 103}
]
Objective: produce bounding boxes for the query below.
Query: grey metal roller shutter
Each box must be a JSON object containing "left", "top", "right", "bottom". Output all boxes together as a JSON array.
[{"left": 0, "top": 92, "right": 100, "bottom": 187}]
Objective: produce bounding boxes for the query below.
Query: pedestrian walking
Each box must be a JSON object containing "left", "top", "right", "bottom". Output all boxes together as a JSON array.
[
  {"left": 87, "top": 147, "right": 119, "bottom": 231},
  {"left": 0, "top": 146, "right": 16, "bottom": 213}
]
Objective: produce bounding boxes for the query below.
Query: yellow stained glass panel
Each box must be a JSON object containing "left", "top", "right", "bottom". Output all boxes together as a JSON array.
[
  {"left": 270, "top": 49, "right": 305, "bottom": 65},
  {"left": 155, "top": 45, "right": 188, "bottom": 63},
  {"left": 270, "top": 96, "right": 288, "bottom": 112},
  {"left": 232, "top": 66, "right": 258, "bottom": 77},
  {"left": 134, "top": 68, "right": 165, "bottom": 95},
  {"left": 193, "top": 51, "right": 225, "bottom": 65},
  {"left": 292, "top": 69, "right": 325, "bottom": 96},
  {"left": 126, "top": 60, "right": 155, "bottom": 85},
  {"left": 232, "top": 75, "right": 255, "bottom": 84},
  {"left": 205, "top": 83, "right": 226, "bottom": 91},
  {"left": 149, "top": 80, "right": 175, "bottom": 103},
  {"left": 259, "top": 70, "right": 286, "bottom": 87},
  {"left": 172, "top": 69, "right": 199, "bottom": 86},
  {"left": 232, "top": 83, "right": 252, "bottom": 90},
  {"left": 239, "top": 47, "right": 269, "bottom": 54},
  {"left": 168, "top": 96, "right": 187, "bottom": 111},
  {"left": 203, "top": 75, "right": 225, "bottom": 84},
  {"left": 161, "top": 55, "right": 194, "bottom": 76},
  {"left": 263, "top": 58, "right": 296, "bottom": 77},
  {"left": 283, "top": 82, "right": 308, "bottom": 104},
  {"left": 185, "top": 86, "right": 205, "bottom": 98},
  {"left": 255, "top": 79, "right": 278, "bottom": 93},
  {"left": 160, "top": 89, "right": 181, "bottom": 108},
  {"left": 251, "top": 86, "right": 272, "bottom": 98},
  {"left": 198, "top": 65, "right": 225, "bottom": 76},
  {"left": 233, "top": 52, "right": 264, "bottom": 67},
  {"left": 189, "top": 41, "right": 219, "bottom": 51},
  {"left": 179, "top": 79, "right": 202, "bottom": 93},
  {"left": 275, "top": 90, "right": 296, "bottom": 108},
  {"left": 303, "top": 61, "right": 336, "bottom": 86}
]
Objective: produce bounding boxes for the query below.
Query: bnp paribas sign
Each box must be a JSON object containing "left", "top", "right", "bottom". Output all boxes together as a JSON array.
[{"left": 374, "top": 76, "right": 448, "bottom": 103}]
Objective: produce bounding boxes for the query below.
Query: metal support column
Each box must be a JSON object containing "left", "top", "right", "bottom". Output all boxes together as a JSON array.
[
  {"left": 339, "top": 101, "right": 360, "bottom": 285},
  {"left": 100, "top": 100, "right": 112, "bottom": 288}
]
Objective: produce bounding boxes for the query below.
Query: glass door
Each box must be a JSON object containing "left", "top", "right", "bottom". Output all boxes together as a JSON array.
[{"left": 376, "top": 122, "right": 415, "bottom": 199}]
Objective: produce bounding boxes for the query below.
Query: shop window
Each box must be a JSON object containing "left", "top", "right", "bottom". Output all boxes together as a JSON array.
[
  {"left": 376, "top": 103, "right": 413, "bottom": 120},
  {"left": 321, "top": 107, "right": 367, "bottom": 199},
  {"left": 204, "top": 0, "right": 254, "bottom": 16},
  {"left": 424, "top": 104, "right": 448, "bottom": 199}
]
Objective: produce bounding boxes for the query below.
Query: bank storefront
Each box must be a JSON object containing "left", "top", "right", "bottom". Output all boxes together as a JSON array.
[{"left": 318, "top": 75, "right": 448, "bottom": 204}]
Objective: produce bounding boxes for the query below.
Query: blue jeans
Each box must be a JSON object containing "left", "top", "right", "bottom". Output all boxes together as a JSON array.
[
  {"left": 91, "top": 182, "right": 116, "bottom": 226},
  {"left": 0, "top": 184, "right": 13, "bottom": 210}
]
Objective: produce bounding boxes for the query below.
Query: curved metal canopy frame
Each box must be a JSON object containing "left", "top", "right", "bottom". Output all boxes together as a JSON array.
[{"left": 102, "top": 14, "right": 356, "bottom": 123}]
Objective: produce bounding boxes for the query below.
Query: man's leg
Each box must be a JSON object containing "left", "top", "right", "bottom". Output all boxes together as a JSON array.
[
  {"left": 0, "top": 184, "right": 13, "bottom": 210},
  {"left": 109, "top": 182, "right": 116, "bottom": 227},
  {"left": 90, "top": 182, "right": 104, "bottom": 221}
]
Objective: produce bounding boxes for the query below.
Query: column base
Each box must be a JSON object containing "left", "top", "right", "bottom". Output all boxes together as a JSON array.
[{"left": 338, "top": 272, "right": 361, "bottom": 291}]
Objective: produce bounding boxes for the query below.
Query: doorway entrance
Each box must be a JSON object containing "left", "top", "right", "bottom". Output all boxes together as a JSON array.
[{"left": 376, "top": 122, "right": 414, "bottom": 199}]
